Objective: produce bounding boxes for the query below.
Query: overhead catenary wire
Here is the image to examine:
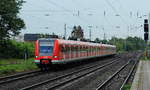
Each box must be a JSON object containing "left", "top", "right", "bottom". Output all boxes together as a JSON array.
[
  {"left": 1, "top": 0, "right": 142, "bottom": 39},
  {"left": 115, "top": 0, "right": 136, "bottom": 24},
  {"left": 104, "top": 0, "right": 129, "bottom": 26},
  {"left": 44, "top": 0, "right": 90, "bottom": 24}
]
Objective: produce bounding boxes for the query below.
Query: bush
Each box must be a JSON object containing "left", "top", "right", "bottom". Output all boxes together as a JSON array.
[
  {"left": 0, "top": 58, "right": 38, "bottom": 76},
  {"left": 0, "top": 40, "right": 34, "bottom": 59}
]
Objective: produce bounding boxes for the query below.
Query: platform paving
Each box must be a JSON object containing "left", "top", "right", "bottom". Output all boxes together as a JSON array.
[{"left": 131, "top": 61, "right": 150, "bottom": 90}]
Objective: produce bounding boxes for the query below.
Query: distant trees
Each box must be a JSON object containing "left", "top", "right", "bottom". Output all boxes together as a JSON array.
[
  {"left": 0, "top": 0, "right": 25, "bottom": 42},
  {"left": 68, "top": 25, "right": 84, "bottom": 40},
  {"left": 94, "top": 38, "right": 108, "bottom": 44},
  {"left": 94, "top": 36, "right": 145, "bottom": 52},
  {"left": 114, "top": 36, "right": 145, "bottom": 51}
]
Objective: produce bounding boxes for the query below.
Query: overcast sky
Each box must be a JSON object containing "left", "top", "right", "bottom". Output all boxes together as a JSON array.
[{"left": 20, "top": 0, "right": 150, "bottom": 40}]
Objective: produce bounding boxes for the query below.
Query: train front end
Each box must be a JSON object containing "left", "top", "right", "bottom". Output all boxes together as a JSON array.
[{"left": 34, "top": 38, "right": 59, "bottom": 69}]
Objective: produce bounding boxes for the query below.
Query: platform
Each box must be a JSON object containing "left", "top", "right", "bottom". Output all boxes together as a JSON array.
[{"left": 131, "top": 61, "right": 150, "bottom": 90}]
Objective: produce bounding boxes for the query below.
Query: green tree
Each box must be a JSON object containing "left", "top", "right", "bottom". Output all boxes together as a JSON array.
[
  {"left": 94, "top": 38, "right": 101, "bottom": 43},
  {"left": 0, "top": 0, "right": 25, "bottom": 41},
  {"left": 109, "top": 36, "right": 145, "bottom": 52},
  {"left": 69, "top": 25, "right": 84, "bottom": 40},
  {"left": 0, "top": 0, "right": 25, "bottom": 58}
]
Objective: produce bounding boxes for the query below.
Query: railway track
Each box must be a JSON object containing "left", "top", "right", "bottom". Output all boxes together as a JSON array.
[
  {"left": 0, "top": 56, "right": 119, "bottom": 90},
  {"left": 96, "top": 58, "right": 139, "bottom": 90},
  {"left": 0, "top": 53, "right": 140, "bottom": 90},
  {"left": 0, "top": 70, "right": 41, "bottom": 84},
  {"left": 119, "top": 60, "right": 138, "bottom": 90},
  {"left": 57, "top": 52, "right": 141, "bottom": 90},
  {"left": 21, "top": 59, "right": 120, "bottom": 90}
]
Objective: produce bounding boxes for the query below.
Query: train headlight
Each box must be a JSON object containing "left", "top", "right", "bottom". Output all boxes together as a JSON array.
[
  {"left": 35, "top": 56, "right": 38, "bottom": 58},
  {"left": 53, "top": 56, "right": 57, "bottom": 58}
]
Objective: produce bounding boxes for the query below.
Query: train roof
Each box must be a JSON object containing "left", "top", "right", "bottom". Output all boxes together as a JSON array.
[
  {"left": 37, "top": 38, "right": 116, "bottom": 48},
  {"left": 56, "top": 39, "right": 116, "bottom": 48}
]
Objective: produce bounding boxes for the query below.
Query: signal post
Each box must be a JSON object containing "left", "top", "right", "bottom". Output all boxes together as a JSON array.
[{"left": 144, "top": 19, "right": 149, "bottom": 56}]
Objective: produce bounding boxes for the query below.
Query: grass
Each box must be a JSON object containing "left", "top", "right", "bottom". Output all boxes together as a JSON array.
[
  {"left": 0, "top": 58, "right": 38, "bottom": 77},
  {"left": 123, "top": 84, "right": 131, "bottom": 90},
  {"left": 140, "top": 56, "right": 150, "bottom": 61},
  {"left": 139, "top": 51, "right": 150, "bottom": 61}
]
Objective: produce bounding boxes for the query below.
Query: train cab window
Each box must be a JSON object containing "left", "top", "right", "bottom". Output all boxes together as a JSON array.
[{"left": 39, "top": 39, "right": 54, "bottom": 56}]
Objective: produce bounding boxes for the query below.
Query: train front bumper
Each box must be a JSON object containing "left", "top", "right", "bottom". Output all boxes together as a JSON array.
[
  {"left": 34, "top": 60, "right": 40, "bottom": 64},
  {"left": 34, "top": 59, "right": 51, "bottom": 64}
]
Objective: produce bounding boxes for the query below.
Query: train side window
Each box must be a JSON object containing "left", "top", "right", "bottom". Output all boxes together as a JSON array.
[
  {"left": 72, "top": 46, "right": 74, "bottom": 52},
  {"left": 61, "top": 46, "right": 63, "bottom": 52},
  {"left": 85, "top": 46, "right": 86, "bottom": 52},
  {"left": 73, "top": 46, "right": 75, "bottom": 52},
  {"left": 90, "top": 46, "right": 91, "bottom": 52},
  {"left": 70, "top": 47, "right": 72, "bottom": 52},
  {"left": 76, "top": 46, "right": 78, "bottom": 51},
  {"left": 69, "top": 46, "right": 71, "bottom": 52},
  {"left": 65, "top": 46, "right": 68, "bottom": 53},
  {"left": 75, "top": 46, "right": 77, "bottom": 52},
  {"left": 74, "top": 46, "right": 77, "bottom": 52},
  {"left": 86, "top": 46, "right": 88, "bottom": 52},
  {"left": 72, "top": 46, "right": 75, "bottom": 52},
  {"left": 61, "top": 46, "right": 65, "bottom": 52}
]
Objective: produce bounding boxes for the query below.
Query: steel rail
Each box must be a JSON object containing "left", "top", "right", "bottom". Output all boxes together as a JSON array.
[
  {"left": 96, "top": 60, "right": 130, "bottom": 90},
  {"left": 0, "top": 70, "right": 41, "bottom": 84},
  {"left": 21, "top": 59, "right": 119, "bottom": 90},
  {"left": 119, "top": 60, "right": 138, "bottom": 90}
]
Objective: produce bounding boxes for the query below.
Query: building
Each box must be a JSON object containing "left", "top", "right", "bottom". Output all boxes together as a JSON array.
[{"left": 24, "top": 33, "right": 59, "bottom": 42}]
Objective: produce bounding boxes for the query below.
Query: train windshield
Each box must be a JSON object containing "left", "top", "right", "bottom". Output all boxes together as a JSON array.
[{"left": 39, "top": 40, "right": 54, "bottom": 56}]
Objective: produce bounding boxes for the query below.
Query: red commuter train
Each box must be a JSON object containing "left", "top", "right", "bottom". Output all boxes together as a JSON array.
[{"left": 34, "top": 38, "right": 116, "bottom": 69}]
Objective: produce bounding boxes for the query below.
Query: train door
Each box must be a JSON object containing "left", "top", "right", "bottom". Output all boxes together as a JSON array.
[
  {"left": 86, "top": 46, "right": 88, "bottom": 57},
  {"left": 100, "top": 45, "right": 104, "bottom": 55},
  {"left": 65, "top": 46, "right": 69, "bottom": 59},
  {"left": 73, "top": 45, "right": 76, "bottom": 59},
  {"left": 78, "top": 45, "right": 80, "bottom": 57},
  {"left": 81, "top": 46, "right": 83, "bottom": 57},
  {"left": 69, "top": 45, "right": 72, "bottom": 59},
  {"left": 71, "top": 45, "right": 73, "bottom": 59},
  {"left": 60, "top": 45, "right": 63, "bottom": 59},
  {"left": 89, "top": 46, "right": 91, "bottom": 56},
  {"left": 61, "top": 45, "right": 66, "bottom": 60},
  {"left": 99, "top": 46, "right": 101, "bottom": 55},
  {"left": 74, "top": 45, "right": 77, "bottom": 58},
  {"left": 96, "top": 46, "right": 98, "bottom": 56}
]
